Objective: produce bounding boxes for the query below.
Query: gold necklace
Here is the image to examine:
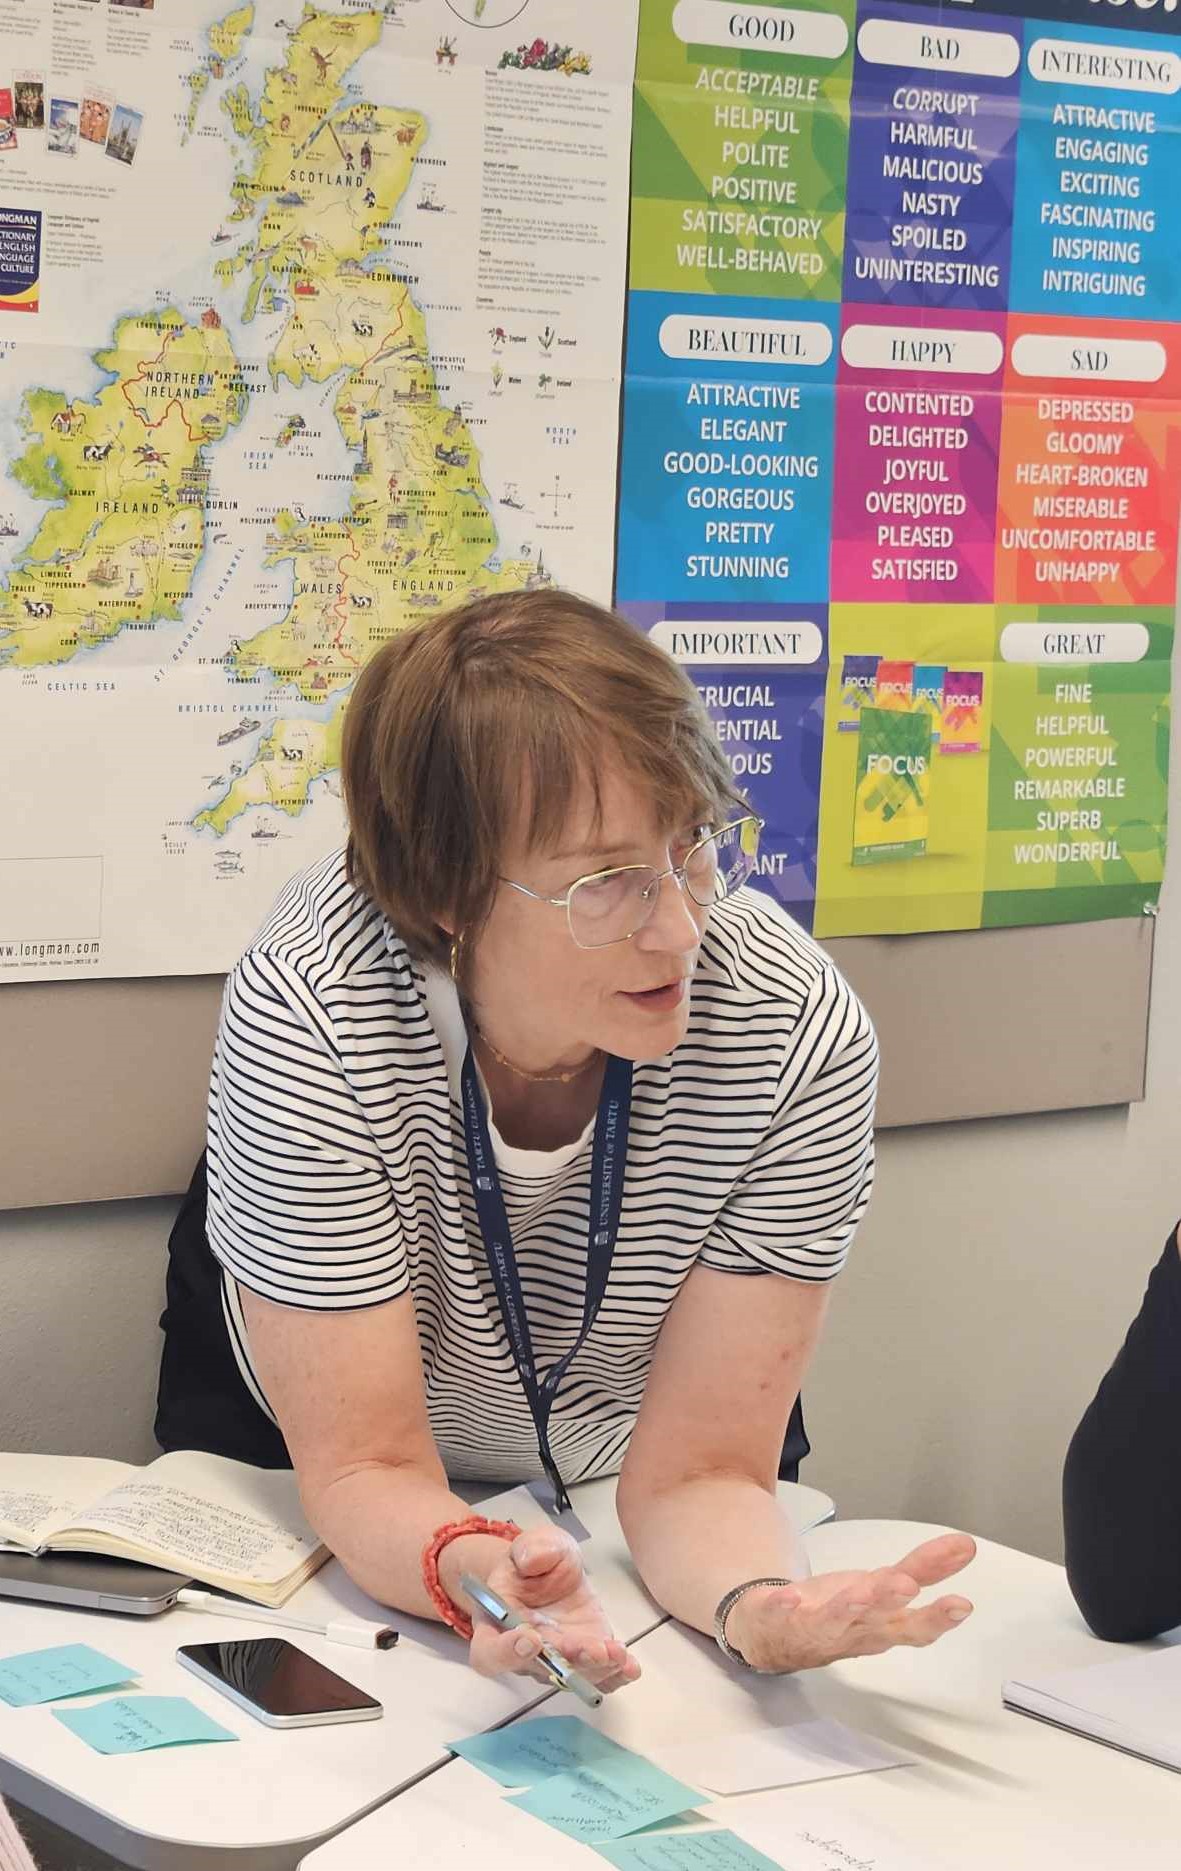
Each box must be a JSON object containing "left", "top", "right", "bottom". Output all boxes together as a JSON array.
[{"left": 475, "top": 1027, "right": 603, "bottom": 1086}]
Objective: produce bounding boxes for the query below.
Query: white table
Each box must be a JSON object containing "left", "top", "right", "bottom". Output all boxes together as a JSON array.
[
  {"left": 0, "top": 1479, "right": 832, "bottom": 1870},
  {"left": 301, "top": 1519, "right": 1181, "bottom": 1870}
]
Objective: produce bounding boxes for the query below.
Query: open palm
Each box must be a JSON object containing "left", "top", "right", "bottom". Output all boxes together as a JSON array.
[{"left": 728, "top": 1533, "right": 977, "bottom": 1673}]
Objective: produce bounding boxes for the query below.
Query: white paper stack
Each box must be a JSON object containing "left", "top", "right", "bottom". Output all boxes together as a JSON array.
[{"left": 1003, "top": 1642, "right": 1181, "bottom": 1772}]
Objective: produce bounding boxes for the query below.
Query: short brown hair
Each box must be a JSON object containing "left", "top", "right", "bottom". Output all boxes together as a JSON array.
[{"left": 343, "top": 588, "right": 742, "bottom": 975}]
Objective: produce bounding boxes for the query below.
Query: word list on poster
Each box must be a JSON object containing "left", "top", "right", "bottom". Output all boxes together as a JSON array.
[{"left": 1012, "top": 679, "right": 1123, "bottom": 872}]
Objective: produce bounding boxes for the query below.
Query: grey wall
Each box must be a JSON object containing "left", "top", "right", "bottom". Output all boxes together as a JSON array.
[
  {"left": 0, "top": 1198, "right": 173, "bottom": 1466},
  {"left": 807, "top": 1097, "right": 1173, "bottom": 1561}
]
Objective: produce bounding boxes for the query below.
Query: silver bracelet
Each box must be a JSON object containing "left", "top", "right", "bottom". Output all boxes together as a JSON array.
[{"left": 713, "top": 1576, "right": 796, "bottom": 1666}]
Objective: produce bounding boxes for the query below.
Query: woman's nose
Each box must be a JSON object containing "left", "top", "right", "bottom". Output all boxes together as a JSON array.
[{"left": 638, "top": 868, "right": 700, "bottom": 952}]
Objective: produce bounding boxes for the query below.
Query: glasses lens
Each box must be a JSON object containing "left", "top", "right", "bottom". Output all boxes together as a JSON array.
[
  {"left": 685, "top": 819, "right": 760, "bottom": 906},
  {"left": 569, "top": 867, "right": 659, "bottom": 949}
]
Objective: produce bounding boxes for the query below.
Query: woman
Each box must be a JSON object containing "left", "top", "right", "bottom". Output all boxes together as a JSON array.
[
  {"left": 1063, "top": 1228, "right": 1181, "bottom": 1641},
  {"left": 158, "top": 589, "right": 974, "bottom": 1689}
]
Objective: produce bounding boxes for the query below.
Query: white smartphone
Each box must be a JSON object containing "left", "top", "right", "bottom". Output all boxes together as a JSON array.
[{"left": 177, "top": 1638, "right": 382, "bottom": 1729}]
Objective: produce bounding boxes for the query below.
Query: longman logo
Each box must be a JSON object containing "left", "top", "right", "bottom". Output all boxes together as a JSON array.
[{"left": 1090, "top": 0, "right": 1179, "bottom": 11}]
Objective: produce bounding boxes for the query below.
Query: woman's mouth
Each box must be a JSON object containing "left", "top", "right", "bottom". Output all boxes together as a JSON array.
[{"left": 620, "top": 979, "right": 686, "bottom": 1013}]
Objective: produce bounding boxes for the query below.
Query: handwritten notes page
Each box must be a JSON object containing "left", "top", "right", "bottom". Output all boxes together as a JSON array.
[
  {"left": 0, "top": 1454, "right": 132, "bottom": 1548},
  {"left": 725, "top": 1797, "right": 934, "bottom": 1871},
  {"left": 54, "top": 1451, "right": 324, "bottom": 1601}
]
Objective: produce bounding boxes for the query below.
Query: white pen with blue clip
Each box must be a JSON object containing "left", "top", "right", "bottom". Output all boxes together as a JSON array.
[{"left": 460, "top": 1573, "right": 604, "bottom": 1710}]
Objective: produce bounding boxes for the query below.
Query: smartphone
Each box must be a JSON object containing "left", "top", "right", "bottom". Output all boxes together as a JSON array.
[
  {"left": 177, "top": 1638, "right": 382, "bottom": 1729},
  {"left": 0, "top": 1552, "right": 190, "bottom": 1616}
]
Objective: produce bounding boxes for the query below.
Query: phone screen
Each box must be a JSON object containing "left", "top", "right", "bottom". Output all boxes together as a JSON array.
[{"left": 178, "top": 1639, "right": 381, "bottom": 1717}]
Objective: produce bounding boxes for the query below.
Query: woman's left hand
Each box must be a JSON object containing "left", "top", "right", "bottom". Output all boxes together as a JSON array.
[{"left": 723, "top": 1533, "right": 977, "bottom": 1674}]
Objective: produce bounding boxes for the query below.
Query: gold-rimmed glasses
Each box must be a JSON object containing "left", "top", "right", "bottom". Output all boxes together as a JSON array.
[{"left": 501, "top": 815, "right": 764, "bottom": 950}]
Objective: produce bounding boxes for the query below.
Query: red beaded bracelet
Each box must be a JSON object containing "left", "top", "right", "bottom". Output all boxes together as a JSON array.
[{"left": 421, "top": 1514, "right": 521, "bottom": 1639}]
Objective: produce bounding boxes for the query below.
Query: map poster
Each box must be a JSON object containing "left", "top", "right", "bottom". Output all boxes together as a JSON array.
[
  {"left": 0, "top": 1, "right": 637, "bottom": 981},
  {"left": 619, "top": 0, "right": 1176, "bottom": 937}
]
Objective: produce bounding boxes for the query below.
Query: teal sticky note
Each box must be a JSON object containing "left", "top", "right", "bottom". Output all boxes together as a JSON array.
[
  {"left": 596, "top": 1829, "right": 787, "bottom": 1869},
  {"left": 0, "top": 1645, "right": 136, "bottom": 1708},
  {"left": 53, "top": 1696, "right": 237, "bottom": 1754},
  {"left": 449, "top": 1716, "right": 634, "bottom": 1788},
  {"left": 625, "top": 1816, "right": 705, "bottom": 1838},
  {"left": 508, "top": 1756, "right": 701, "bottom": 1843}
]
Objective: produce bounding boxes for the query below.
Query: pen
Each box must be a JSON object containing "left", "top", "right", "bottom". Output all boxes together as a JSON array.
[
  {"left": 176, "top": 1588, "right": 399, "bottom": 1650},
  {"left": 459, "top": 1573, "right": 604, "bottom": 1709}
]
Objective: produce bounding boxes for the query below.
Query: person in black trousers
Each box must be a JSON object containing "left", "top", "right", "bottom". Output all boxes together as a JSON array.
[{"left": 1063, "top": 1228, "right": 1181, "bottom": 1642}]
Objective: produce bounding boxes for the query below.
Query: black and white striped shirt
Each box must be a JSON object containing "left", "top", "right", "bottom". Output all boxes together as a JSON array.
[{"left": 206, "top": 851, "right": 878, "bottom": 1484}]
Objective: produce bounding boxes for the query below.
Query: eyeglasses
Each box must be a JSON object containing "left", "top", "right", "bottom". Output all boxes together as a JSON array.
[{"left": 501, "top": 815, "right": 764, "bottom": 950}]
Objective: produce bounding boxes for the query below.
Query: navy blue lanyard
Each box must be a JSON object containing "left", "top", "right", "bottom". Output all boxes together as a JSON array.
[{"left": 460, "top": 1045, "right": 633, "bottom": 1513}]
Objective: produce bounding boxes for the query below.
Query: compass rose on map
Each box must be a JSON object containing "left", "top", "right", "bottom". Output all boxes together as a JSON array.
[{"left": 540, "top": 475, "right": 573, "bottom": 524}]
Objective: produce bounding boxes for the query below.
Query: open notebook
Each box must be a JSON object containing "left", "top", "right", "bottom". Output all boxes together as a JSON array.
[
  {"left": 1004, "top": 1642, "right": 1181, "bottom": 1773},
  {"left": 0, "top": 1450, "right": 328, "bottom": 1606}
]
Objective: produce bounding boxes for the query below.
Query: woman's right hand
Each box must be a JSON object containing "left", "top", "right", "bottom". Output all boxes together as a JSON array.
[{"left": 465, "top": 1528, "right": 641, "bottom": 1695}]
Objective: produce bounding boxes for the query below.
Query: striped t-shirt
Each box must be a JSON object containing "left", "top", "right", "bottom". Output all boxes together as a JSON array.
[{"left": 206, "top": 850, "right": 879, "bottom": 1485}]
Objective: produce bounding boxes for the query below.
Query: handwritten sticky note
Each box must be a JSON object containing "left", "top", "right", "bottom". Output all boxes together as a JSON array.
[
  {"left": 657, "top": 1717, "right": 914, "bottom": 1796},
  {"left": 450, "top": 1715, "right": 634, "bottom": 1787},
  {"left": 0, "top": 1645, "right": 136, "bottom": 1708},
  {"left": 509, "top": 1756, "right": 701, "bottom": 1843},
  {"left": 53, "top": 1696, "right": 237, "bottom": 1754},
  {"left": 597, "top": 1831, "right": 786, "bottom": 1869},
  {"left": 628, "top": 1816, "right": 702, "bottom": 1836}
]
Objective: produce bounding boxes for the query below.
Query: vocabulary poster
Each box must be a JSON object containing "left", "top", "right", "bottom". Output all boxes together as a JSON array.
[{"left": 618, "top": 0, "right": 1178, "bottom": 936}]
